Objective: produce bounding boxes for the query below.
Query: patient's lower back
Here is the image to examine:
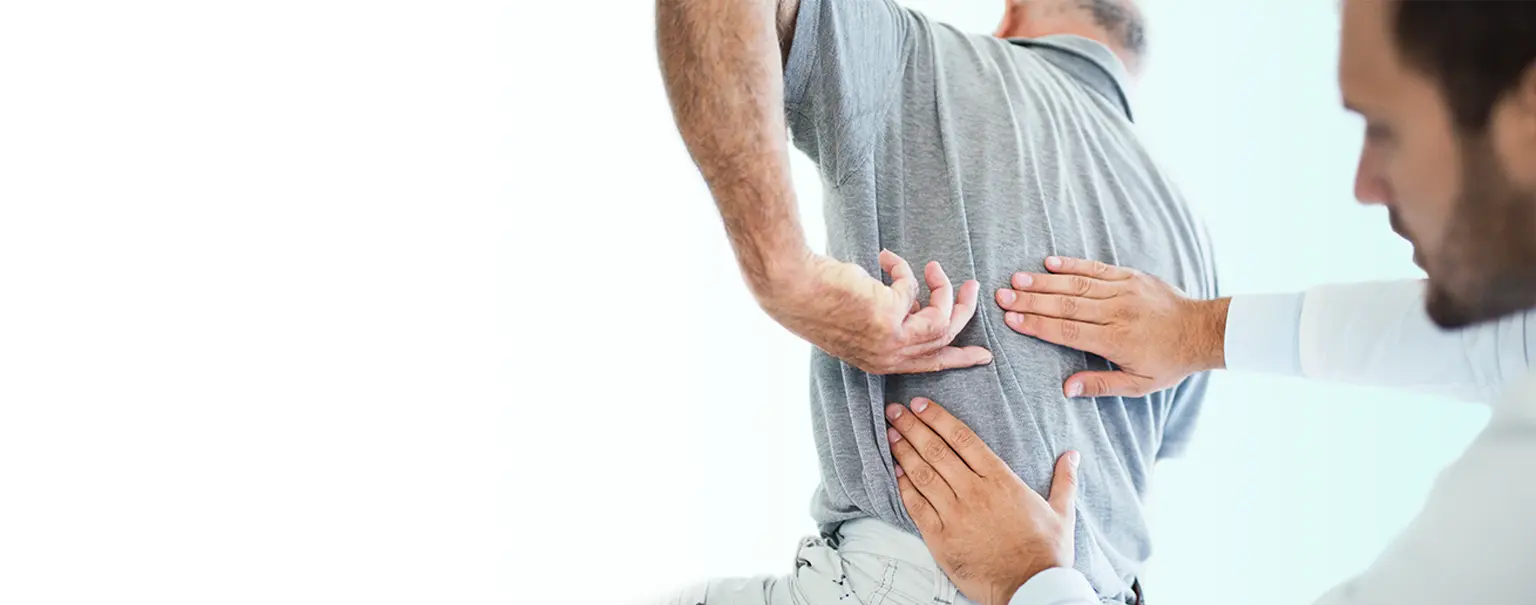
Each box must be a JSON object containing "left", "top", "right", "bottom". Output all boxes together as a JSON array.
[{"left": 789, "top": 11, "right": 1215, "bottom": 602}]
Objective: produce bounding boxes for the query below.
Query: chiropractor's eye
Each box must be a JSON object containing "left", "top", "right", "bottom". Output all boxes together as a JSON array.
[{"left": 1365, "top": 122, "right": 1396, "bottom": 145}]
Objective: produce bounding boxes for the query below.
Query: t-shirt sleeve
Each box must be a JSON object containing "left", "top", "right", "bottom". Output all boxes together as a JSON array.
[
  {"left": 782, "top": 0, "right": 916, "bottom": 179},
  {"left": 1158, "top": 370, "right": 1209, "bottom": 460}
]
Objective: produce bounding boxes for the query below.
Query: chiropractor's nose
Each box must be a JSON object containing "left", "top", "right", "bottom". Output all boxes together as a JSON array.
[{"left": 1354, "top": 140, "right": 1392, "bottom": 206}]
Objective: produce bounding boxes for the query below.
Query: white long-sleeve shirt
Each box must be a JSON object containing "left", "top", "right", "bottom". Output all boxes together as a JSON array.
[{"left": 1011, "top": 279, "right": 1536, "bottom": 605}]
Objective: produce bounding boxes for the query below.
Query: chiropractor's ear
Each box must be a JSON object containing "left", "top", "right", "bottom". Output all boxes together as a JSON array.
[{"left": 1506, "top": 63, "right": 1536, "bottom": 186}]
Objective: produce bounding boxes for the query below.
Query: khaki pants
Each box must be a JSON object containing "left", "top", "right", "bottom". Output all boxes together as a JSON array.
[
  {"left": 657, "top": 518, "right": 1143, "bottom": 605},
  {"left": 658, "top": 518, "right": 964, "bottom": 605}
]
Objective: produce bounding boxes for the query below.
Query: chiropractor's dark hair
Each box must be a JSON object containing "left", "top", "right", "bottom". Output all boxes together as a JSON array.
[{"left": 1391, "top": 1, "right": 1536, "bottom": 131}]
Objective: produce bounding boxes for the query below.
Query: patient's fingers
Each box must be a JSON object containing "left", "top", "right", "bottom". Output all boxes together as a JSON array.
[
  {"left": 888, "top": 401, "right": 976, "bottom": 488},
  {"left": 925, "top": 262, "right": 955, "bottom": 326},
  {"left": 901, "top": 397, "right": 1009, "bottom": 478},
  {"left": 947, "top": 280, "right": 981, "bottom": 340},
  {"left": 888, "top": 423, "right": 958, "bottom": 512},
  {"left": 882, "top": 250, "right": 922, "bottom": 315},
  {"left": 891, "top": 346, "right": 992, "bottom": 374}
]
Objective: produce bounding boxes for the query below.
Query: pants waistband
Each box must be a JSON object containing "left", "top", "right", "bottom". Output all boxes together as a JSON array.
[{"left": 832, "top": 518, "right": 1145, "bottom": 605}]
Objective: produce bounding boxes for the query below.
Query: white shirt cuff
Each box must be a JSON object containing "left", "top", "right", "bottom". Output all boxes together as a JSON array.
[
  {"left": 1224, "top": 293, "right": 1304, "bottom": 376},
  {"left": 1009, "top": 567, "right": 1099, "bottom": 605}
]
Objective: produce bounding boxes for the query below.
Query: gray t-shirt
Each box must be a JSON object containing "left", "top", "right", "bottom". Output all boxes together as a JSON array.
[{"left": 783, "top": 0, "right": 1217, "bottom": 601}]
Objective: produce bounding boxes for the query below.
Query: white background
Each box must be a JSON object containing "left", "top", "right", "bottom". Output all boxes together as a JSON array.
[{"left": 0, "top": 1, "right": 1489, "bottom": 604}]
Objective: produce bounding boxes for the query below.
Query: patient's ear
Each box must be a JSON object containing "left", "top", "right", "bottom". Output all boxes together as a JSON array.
[{"left": 993, "top": 0, "right": 1026, "bottom": 39}]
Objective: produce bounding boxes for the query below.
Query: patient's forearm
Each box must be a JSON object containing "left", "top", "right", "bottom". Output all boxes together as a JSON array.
[{"left": 655, "top": 0, "right": 810, "bottom": 295}]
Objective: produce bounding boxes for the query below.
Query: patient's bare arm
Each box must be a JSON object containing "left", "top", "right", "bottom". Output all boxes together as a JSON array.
[{"left": 654, "top": 0, "right": 990, "bottom": 374}]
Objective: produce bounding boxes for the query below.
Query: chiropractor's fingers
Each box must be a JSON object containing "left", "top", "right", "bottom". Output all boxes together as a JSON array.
[
  {"left": 896, "top": 474, "right": 944, "bottom": 534},
  {"left": 888, "top": 425, "right": 958, "bottom": 512},
  {"left": 1010, "top": 271, "right": 1119, "bottom": 299},
  {"left": 1063, "top": 370, "right": 1154, "bottom": 399},
  {"left": 887, "top": 399, "right": 979, "bottom": 488},
  {"left": 887, "top": 404, "right": 961, "bottom": 504},
  {"left": 1004, "top": 313, "right": 1114, "bottom": 358},
  {"left": 899, "top": 397, "right": 1010, "bottom": 478},
  {"left": 1047, "top": 451, "right": 1081, "bottom": 525},
  {"left": 1043, "top": 256, "right": 1137, "bottom": 281},
  {"left": 995, "top": 290, "right": 1110, "bottom": 323}
]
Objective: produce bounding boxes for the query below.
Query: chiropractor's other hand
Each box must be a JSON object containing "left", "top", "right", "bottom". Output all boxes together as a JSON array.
[
  {"left": 886, "top": 398, "right": 1079, "bottom": 605},
  {"left": 997, "top": 256, "right": 1229, "bottom": 398},
  {"left": 756, "top": 250, "right": 991, "bottom": 375}
]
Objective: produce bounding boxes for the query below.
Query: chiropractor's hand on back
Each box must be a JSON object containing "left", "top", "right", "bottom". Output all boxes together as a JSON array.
[
  {"left": 886, "top": 398, "right": 1079, "bottom": 605},
  {"left": 756, "top": 250, "right": 992, "bottom": 374},
  {"left": 996, "top": 256, "right": 1230, "bottom": 398}
]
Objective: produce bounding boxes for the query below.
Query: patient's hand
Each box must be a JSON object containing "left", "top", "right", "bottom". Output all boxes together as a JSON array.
[
  {"left": 997, "top": 256, "right": 1229, "bottom": 398},
  {"left": 756, "top": 250, "right": 992, "bottom": 375},
  {"left": 887, "top": 398, "right": 1079, "bottom": 605}
]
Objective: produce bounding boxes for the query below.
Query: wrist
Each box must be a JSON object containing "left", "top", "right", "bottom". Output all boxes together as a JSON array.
[
  {"left": 987, "top": 580, "right": 1028, "bottom": 605},
  {"left": 1190, "top": 297, "right": 1230, "bottom": 371},
  {"left": 740, "top": 243, "right": 815, "bottom": 300}
]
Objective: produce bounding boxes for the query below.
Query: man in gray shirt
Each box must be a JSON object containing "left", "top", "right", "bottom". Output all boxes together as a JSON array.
[{"left": 656, "top": 1, "right": 1214, "bottom": 603}]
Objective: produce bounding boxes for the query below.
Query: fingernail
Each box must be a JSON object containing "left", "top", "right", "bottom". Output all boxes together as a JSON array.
[
  {"left": 1068, "top": 451, "right": 1080, "bottom": 467},
  {"left": 1013, "top": 273, "right": 1033, "bottom": 288},
  {"left": 997, "top": 289, "right": 1016, "bottom": 304},
  {"left": 1067, "top": 382, "right": 1083, "bottom": 397},
  {"left": 912, "top": 398, "right": 929, "bottom": 413},
  {"left": 1006, "top": 312, "right": 1024, "bottom": 326},
  {"left": 895, "top": 465, "right": 905, "bottom": 478},
  {"left": 888, "top": 427, "right": 902, "bottom": 443},
  {"left": 886, "top": 404, "right": 903, "bottom": 420},
  {"left": 1046, "top": 257, "right": 1063, "bottom": 270}
]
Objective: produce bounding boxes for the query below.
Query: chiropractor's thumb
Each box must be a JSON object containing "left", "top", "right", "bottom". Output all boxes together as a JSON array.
[
  {"left": 1064, "top": 370, "right": 1148, "bottom": 399},
  {"left": 1048, "top": 450, "right": 1080, "bottom": 520}
]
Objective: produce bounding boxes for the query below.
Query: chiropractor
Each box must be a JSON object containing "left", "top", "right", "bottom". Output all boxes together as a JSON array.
[{"left": 885, "top": 1, "right": 1536, "bottom": 604}]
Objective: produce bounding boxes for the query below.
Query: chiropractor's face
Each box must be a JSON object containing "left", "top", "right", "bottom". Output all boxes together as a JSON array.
[{"left": 1341, "top": 0, "right": 1536, "bottom": 328}]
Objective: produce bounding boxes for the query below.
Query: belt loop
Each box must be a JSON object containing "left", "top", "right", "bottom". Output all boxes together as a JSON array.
[{"left": 932, "top": 569, "right": 958, "bottom": 605}]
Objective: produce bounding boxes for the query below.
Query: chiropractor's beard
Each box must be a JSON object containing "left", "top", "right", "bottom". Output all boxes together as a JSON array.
[{"left": 1424, "top": 136, "right": 1536, "bottom": 329}]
